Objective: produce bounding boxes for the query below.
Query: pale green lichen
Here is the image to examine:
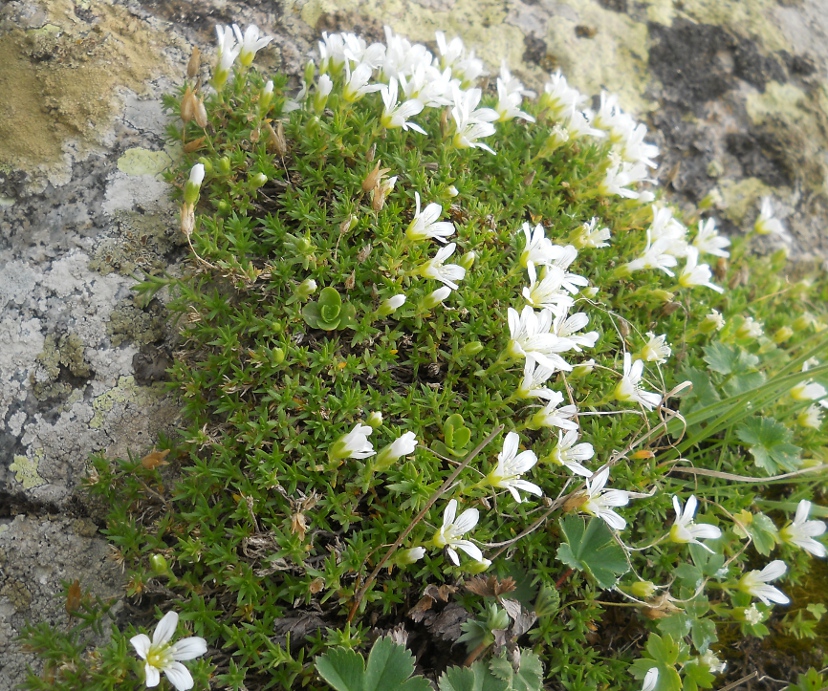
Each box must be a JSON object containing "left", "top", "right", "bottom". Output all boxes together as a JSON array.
[
  {"left": 90, "top": 375, "right": 164, "bottom": 429},
  {"left": 89, "top": 208, "right": 180, "bottom": 277},
  {"left": 10, "top": 450, "right": 47, "bottom": 489},
  {"left": 116, "top": 147, "right": 174, "bottom": 177},
  {"left": 716, "top": 177, "right": 774, "bottom": 224},
  {"left": 31, "top": 333, "right": 91, "bottom": 401},
  {"left": 746, "top": 81, "right": 808, "bottom": 126}
]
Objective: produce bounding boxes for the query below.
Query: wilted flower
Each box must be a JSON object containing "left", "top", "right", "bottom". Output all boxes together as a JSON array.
[{"left": 130, "top": 611, "right": 207, "bottom": 691}]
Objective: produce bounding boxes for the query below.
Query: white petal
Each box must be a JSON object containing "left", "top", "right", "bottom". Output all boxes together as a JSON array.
[
  {"left": 145, "top": 663, "right": 161, "bottom": 687},
  {"left": 171, "top": 637, "right": 208, "bottom": 661},
  {"left": 454, "top": 540, "right": 484, "bottom": 562},
  {"left": 164, "top": 662, "right": 195, "bottom": 691},
  {"left": 794, "top": 500, "right": 812, "bottom": 525},
  {"left": 452, "top": 507, "right": 479, "bottom": 534},
  {"left": 758, "top": 560, "right": 787, "bottom": 582},
  {"left": 153, "top": 611, "right": 179, "bottom": 646},
  {"left": 511, "top": 479, "right": 542, "bottom": 496},
  {"left": 446, "top": 546, "right": 460, "bottom": 566},
  {"left": 442, "top": 499, "right": 457, "bottom": 527},
  {"left": 130, "top": 634, "right": 151, "bottom": 659}
]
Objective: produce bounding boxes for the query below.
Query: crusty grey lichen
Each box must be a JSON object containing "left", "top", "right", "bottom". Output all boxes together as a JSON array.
[{"left": 30, "top": 332, "right": 92, "bottom": 401}]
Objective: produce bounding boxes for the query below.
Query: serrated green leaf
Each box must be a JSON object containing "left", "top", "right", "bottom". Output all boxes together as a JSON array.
[
  {"left": 744, "top": 512, "right": 779, "bottom": 556},
  {"left": 534, "top": 584, "right": 560, "bottom": 618},
  {"left": 438, "top": 662, "right": 510, "bottom": 691},
  {"left": 787, "top": 668, "right": 826, "bottom": 691},
  {"left": 736, "top": 417, "right": 802, "bottom": 475},
  {"left": 690, "top": 617, "right": 717, "bottom": 653},
  {"left": 675, "top": 563, "right": 703, "bottom": 590},
  {"left": 315, "top": 638, "right": 431, "bottom": 691},
  {"left": 315, "top": 647, "right": 367, "bottom": 691},
  {"left": 703, "top": 342, "right": 758, "bottom": 376},
  {"left": 656, "top": 613, "right": 691, "bottom": 641},
  {"left": 722, "top": 371, "right": 765, "bottom": 396},
  {"left": 645, "top": 633, "right": 680, "bottom": 666},
  {"left": 678, "top": 366, "right": 721, "bottom": 413},
  {"left": 683, "top": 660, "right": 715, "bottom": 691},
  {"left": 487, "top": 650, "right": 543, "bottom": 691},
  {"left": 556, "top": 516, "right": 630, "bottom": 589}
]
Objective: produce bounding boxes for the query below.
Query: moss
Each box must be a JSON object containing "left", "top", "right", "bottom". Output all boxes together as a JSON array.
[
  {"left": 107, "top": 297, "right": 167, "bottom": 348},
  {"left": 0, "top": 578, "right": 33, "bottom": 611}
]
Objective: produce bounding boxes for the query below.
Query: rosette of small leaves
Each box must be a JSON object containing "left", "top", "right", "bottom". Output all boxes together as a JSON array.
[{"left": 302, "top": 287, "right": 358, "bottom": 331}]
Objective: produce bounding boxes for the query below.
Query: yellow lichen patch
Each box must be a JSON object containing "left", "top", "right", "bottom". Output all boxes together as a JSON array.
[
  {"left": 117, "top": 147, "right": 174, "bottom": 177},
  {"left": 716, "top": 177, "right": 773, "bottom": 225},
  {"left": 0, "top": 1, "right": 171, "bottom": 174},
  {"left": 90, "top": 375, "right": 165, "bottom": 429},
  {"left": 10, "top": 451, "right": 47, "bottom": 490},
  {"left": 541, "top": 0, "right": 652, "bottom": 115}
]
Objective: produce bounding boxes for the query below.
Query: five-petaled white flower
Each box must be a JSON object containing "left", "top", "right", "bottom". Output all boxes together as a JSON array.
[
  {"left": 547, "top": 429, "right": 594, "bottom": 477},
  {"left": 615, "top": 353, "right": 662, "bottom": 411},
  {"left": 233, "top": 24, "right": 272, "bottom": 67},
  {"left": 678, "top": 247, "right": 724, "bottom": 293},
  {"left": 640, "top": 332, "right": 671, "bottom": 365},
  {"left": 380, "top": 78, "right": 426, "bottom": 133},
  {"left": 669, "top": 495, "right": 722, "bottom": 552},
  {"left": 406, "top": 192, "right": 455, "bottom": 243},
  {"left": 780, "top": 500, "right": 826, "bottom": 557},
  {"left": 329, "top": 423, "right": 375, "bottom": 461},
  {"left": 525, "top": 390, "right": 579, "bottom": 430},
  {"left": 693, "top": 217, "right": 730, "bottom": 258},
  {"left": 486, "top": 432, "right": 541, "bottom": 503},
  {"left": 433, "top": 499, "right": 484, "bottom": 565},
  {"left": 130, "top": 611, "right": 207, "bottom": 691},
  {"left": 738, "top": 560, "right": 790, "bottom": 605},
  {"left": 418, "top": 243, "right": 466, "bottom": 290},
  {"left": 506, "top": 306, "right": 574, "bottom": 373},
  {"left": 580, "top": 467, "right": 631, "bottom": 530}
]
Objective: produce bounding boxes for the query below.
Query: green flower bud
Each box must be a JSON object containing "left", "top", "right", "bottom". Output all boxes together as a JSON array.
[
  {"left": 150, "top": 554, "right": 169, "bottom": 576},
  {"left": 366, "top": 411, "right": 383, "bottom": 429},
  {"left": 773, "top": 326, "right": 793, "bottom": 344},
  {"left": 458, "top": 251, "right": 476, "bottom": 270},
  {"left": 460, "top": 341, "right": 484, "bottom": 356},
  {"left": 296, "top": 278, "right": 317, "bottom": 300},
  {"left": 218, "top": 156, "right": 232, "bottom": 176},
  {"left": 630, "top": 581, "right": 657, "bottom": 599}
]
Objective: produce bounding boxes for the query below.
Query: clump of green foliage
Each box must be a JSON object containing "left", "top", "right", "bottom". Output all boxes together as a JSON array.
[{"left": 19, "top": 23, "right": 828, "bottom": 691}]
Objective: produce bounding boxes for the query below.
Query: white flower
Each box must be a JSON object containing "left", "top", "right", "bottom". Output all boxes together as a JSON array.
[
  {"left": 342, "top": 62, "right": 382, "bottom": 102},
  {"left": 486, "top": 432, "right": 541, "bottom": 503},
  {"left": 213, "top": 25, "right": 241, "bottom": 89},
  {"left": 329, "top": 423, "right": 375, "bottom": 461},
  {"left": 743, "top": 603, "right": 764, "bottom": 625},
  {"left": 130, "top": 611, "right": 207, "bottom": 691},
  {"left": 495, "top": 63, "right": 535, "bottom": 122},
  {"left": 506, "top": 306, "right": 574, "bottom": 373},
  {"left": 540, "top": 70, "right": 585, "bottom": 118},
  {"left": 615, "top": 353, "right": 661, "bottom": 411},
  {"left": 418, "top": 243, "right": 466, "bottom": 290},
  {"left": 522, "top": 263, "right": 576, "bottom": 314},
  {"left": 669, "top": 495, "right": 722, "bottom": 552},
  {"left": 572, "top": 217, "right": 611, "bottom": 249},
  {"left": 564, "top": 108, "right": 606, "bottom": 140},
  {"left": 515, "top": 360, "right": 558, "bottom": 401},
  {"left": 693, "top": 217, "right": 730, "bottom": 258},
  {"left": 318, "top": 32, "right": 348, "bottom": 72},
  {"left": 678, "top": 247, "right": 724, "bottom": 293},
  {"left": 791, "top": 380, "right": 828, "bottom": 407},
  {"left": 380, "top": 78, "right": 426, "bottom": 133},
  {"left": 233, "top": 24, "right": 272, "bottom": 67},
  {"left": 599, "top": 158, "right": 650, "bottom": 199},
  {"left": 797, "top": 404, "right": 823, "bottom": 429},
  {"left": 738, "top": 560, "right": 790, "bottom": 605},
  {"left": 526, "top": 390, "right": 579, "bottom": 430},
  {"left": 736, "top": 316, "right": 764, "bottom": 340},
  {"left": 700, "top": 650, "right": 727, "bottom": 675},
  {"left": 519, "top": 222, "right": 556, "bottom": 267},
  {"left": 406, "top": 192, "right": 454, "bottom": 243},
  {"left": 433, "top": 499, "right": 483, "bottom": 565},
  {"left": 450, "top": 86, "right": 498, "bottom": 154},
  {"left": 702, "top": 309, "right": 726, "bottom": 333},
  {"left": 755, "top": 196, "right": 787, "bottom": 237},
  {"left": 640, "top": 332, "right": 671, "bottom": 364},
  {"left": 642, "top": 667, "right": 659, "bottom": 691},
  {"left": 551, "top": 309, "right": 599, "bottom": 352},
  {"left": 374, "top": 431, "right": 418, "bottom": 470},
  {"left": 581, "top": 467, "right": 631, "bottom": 531},
  {"left": 780, "top": 500, "right": 826, "bottom": 557},
  {"left": 547, "top": 429, "right": 594, "bottom": 477}
]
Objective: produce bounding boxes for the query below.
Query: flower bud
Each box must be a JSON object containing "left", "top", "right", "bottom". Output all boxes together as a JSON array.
[
  {"left": 259, "top": 80, "right": 274, "bottom": 117},
  {"left": 374, "top": 431, "right": 417, "bottom": 471},
  {"left": 773, "top": 326, "right": 793, "bottom": 344},
  {"left": 465, "top": 558, "right": 492, "bottom": 575},
  {"left": 793, "top": 313, "right": 814, "bottom": 332},
  {"left": 366, "top": 411, "right": 383, "bottom": 429},
  {"left": 423, "top": 287, "right": 451, "bottom": 309},
  {"left": 249, "top": 172, "right": 268, "bottom": 188},
  {"left": 630, "top": 581, "right": 657, "bottom": 599},
  {"left": 570, "top": 359, "right": 595, "bottom": 379},
  {"left": 197, "top": 157, "right": 213, "bottom": 174},
  {"left": 296, "top": 278, "right": 317, "bottom": 300},
  {"left": 216, "top": 199, "right": 231, "bottom": 215},
  {"left": 461, "top": 341, "right": 484, "bottom": 356},
  {"left": 150, "top": 554, "right": 170, "bottom": 576},
  {"left": 378, "top": 294, "right": 406, "bottom": 317},
  {"left": 218, "top": 156, "right": 232, "bottom": 176},
  {"left": 447, "top": 185, "right": 459, "bottom": 197},
  {"left": 183, "top": 164, "right": 204, "bottom": 205},
  {"left": 458, "top": 251, "right": 476, "bottom": 270},
  {"left": 304, "top": 60, "right": 316, "bottom": 85},
  {"left": 396, "top": 547, "right": 426, "bottom": 566},
  {"left": 186, "top": 46, "right": 201, "bottom": 80},
  {"left": 313, "top": 74, "right": 333, "bottom": 112},
  {"left": 272, "top": 347, "right": 285, "bottom": 364}
]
